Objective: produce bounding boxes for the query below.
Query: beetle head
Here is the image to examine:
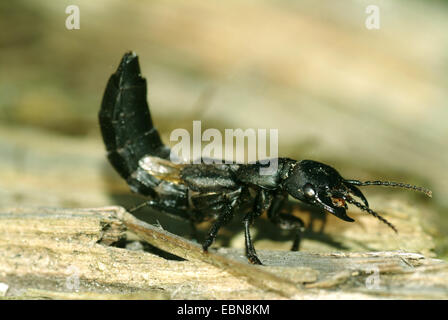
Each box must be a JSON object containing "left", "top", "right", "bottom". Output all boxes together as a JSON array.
[
  {"left": 282, "top": 159, "right": 432, "bottom": 232},
  {"left": 283, "top": 160, "right": 357, "bottom": 222}
]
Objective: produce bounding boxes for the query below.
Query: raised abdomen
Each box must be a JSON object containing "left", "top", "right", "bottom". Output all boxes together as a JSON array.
[{"left": 99, "top": 52, "right": 170, "bottom": 195}]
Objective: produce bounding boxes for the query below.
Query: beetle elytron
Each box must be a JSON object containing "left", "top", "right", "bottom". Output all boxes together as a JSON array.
[{"left": 99, "top": 52, "right": 432, "bottom": 265}]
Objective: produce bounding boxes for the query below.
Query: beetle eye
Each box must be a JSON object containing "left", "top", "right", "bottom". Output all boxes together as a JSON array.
[{"left": 303, "top": 184, "right": 316, "bottom": 198}]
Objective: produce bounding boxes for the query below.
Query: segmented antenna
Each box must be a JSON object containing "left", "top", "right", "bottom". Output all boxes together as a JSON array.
[
  {"left": 346, "top": 180, "right": 432, "bottom": 198},
  {"left": 346, "top": 196, "right": 398, "bottom": 233}
]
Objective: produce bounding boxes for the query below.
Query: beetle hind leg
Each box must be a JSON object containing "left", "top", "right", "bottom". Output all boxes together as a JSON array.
[
  {"left": 130, "top": 198, "right": 203, "bottom": 242},
  {"left": 202, "top": 202, "right": 235, "bottom": 252}
]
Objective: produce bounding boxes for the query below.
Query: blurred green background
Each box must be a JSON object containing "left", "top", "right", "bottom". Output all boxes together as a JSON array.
[{"left": 0, "top": 0, "right": 447, "bottom": 257}]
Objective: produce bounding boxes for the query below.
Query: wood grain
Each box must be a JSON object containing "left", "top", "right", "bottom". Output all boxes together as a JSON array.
[{"left": 0, "top": 206, "right": 446, "bottom": 299}]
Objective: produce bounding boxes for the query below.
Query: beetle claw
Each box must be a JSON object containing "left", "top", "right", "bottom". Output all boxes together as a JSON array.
[{"left": 345, "top": 182, "right": 369, "bottom": 208}]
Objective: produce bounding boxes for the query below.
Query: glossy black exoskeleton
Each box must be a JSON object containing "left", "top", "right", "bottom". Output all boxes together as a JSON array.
[{"left": 99, "top": 52, "right": 432, "bottom": 265}]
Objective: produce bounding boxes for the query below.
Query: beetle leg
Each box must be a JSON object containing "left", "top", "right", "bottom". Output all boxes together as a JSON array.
[
  {"left": 241, "top": 189, "right": 273, "bottom": 265},
  {"left": 278, "top": 214, "right": 305, "bottom": 251},
  {"left": 130, "top": 199, "right": 191, "bottom": 219},
  {"left": 267, "top": 192, "right": 305, "bottom": 251},
  {"left": 131, "top": 198, "right": 202, "bottom": 241},
  {"left": 243, "top": 212, "right": 262, "bottom": 265},
  {"left": 202, "top": 202, "right": 234, "bottom": 252}
]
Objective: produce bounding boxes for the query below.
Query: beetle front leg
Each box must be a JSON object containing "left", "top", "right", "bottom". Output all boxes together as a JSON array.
[
  {"left": 277, "top": 214, "right": 305, "bottom": 251},
  {"left": 268, "top": 193, "right": 305, "bottom": 251},
  {"left": 243, "top": 212, "right": 262, "bottom": 265},
  {"left": 242, "top": 189, "right": 273, "bottom": 265}
]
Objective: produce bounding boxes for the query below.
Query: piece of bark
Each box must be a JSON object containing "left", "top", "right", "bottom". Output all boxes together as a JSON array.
[{"left": 0, "top": 206, "right": 447, "bottom": 299}]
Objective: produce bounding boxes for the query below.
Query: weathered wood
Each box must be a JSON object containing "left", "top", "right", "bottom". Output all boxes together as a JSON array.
[
  {"left": 0, "top": 207, "right": 277, "bottom": 299},
  {"left": 0, "top": 206, "right": 447, "bottom": 299},
  {"left": 122, "top": 207, "right": 306, "bottom": 298}
]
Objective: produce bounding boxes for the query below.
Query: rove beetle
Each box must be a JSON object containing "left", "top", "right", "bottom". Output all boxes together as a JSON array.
[{"left": 99, "top": 52, "right": 432, "bottom": 265}]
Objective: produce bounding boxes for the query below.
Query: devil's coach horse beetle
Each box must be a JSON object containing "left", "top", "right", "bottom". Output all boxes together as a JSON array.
[{"left": 99, "top": 52, "right": 432, "bottom": 265}]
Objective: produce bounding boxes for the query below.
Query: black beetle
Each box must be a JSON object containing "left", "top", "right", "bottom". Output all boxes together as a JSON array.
[{"left": 99, "top": 52, "right": 432, "bottom": 265}]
